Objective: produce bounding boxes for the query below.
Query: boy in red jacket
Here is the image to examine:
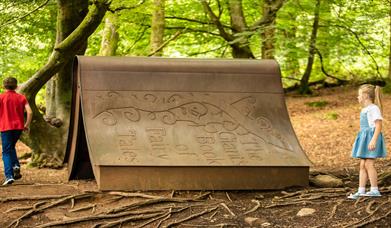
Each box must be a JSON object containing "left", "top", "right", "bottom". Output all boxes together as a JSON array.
[{"left": 0, "top": 77, "right": 32, "bottom": 185}]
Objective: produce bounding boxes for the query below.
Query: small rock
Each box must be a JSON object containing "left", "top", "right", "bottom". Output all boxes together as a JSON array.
[
  {"left": 310, "top": 174, "right": 343, "bottom": 188},
  {"left": 244, "top": 217, "right": 269, "bottom": 227},
  {"left": 296, "top": 208, "right": 316, "bottom": 217}
]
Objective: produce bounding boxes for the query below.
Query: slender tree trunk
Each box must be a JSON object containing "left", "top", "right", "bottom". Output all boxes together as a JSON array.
[
  {"left": 99, "top": 13, "right": 119, "bottom": 56},
  {"left": 300, "top": 0, "right": 321, "bottom": 94},
  {"left": 150, "top": 0, "right": 165, "bottom": 56},
  {"left": 284, "top": 13, "right": 300, "bottom": 78},
  {"left": 19, "top": 0, "right": 109, "bottom": 167}
]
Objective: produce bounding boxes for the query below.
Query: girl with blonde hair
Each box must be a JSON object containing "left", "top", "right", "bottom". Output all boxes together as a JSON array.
[{"left": 348, "top": 84, "right": 387, "bottom": 199}]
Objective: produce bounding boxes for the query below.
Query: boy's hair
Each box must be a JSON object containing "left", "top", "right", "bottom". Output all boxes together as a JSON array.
[
  {"left": 3, "top": 77, "right": 18, "bottom": 90},
  {"left": 359, "top": 84, "right": 383, "bottom": 113}
]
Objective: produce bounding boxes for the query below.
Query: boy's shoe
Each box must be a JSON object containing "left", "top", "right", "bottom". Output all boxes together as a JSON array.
[
  {"left": 347, "top": 192, "right": 363, "bottom": 200},
  {"left": 13, "top": 166, "right": 22, "bottom": 180},
  {"left": 363, "top": 190, "right": 381, "bottom": 197},
  {"left": 2, "top": 178, "right": 15, "bottom": 185}
]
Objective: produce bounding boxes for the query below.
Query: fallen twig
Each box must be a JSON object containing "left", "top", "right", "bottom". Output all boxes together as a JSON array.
[
  {"left": 220, "top": 203, "right": 235, "bottom": 216},
  {"left": 225, "top": 192, "right": 232, "bottom": 202},
  {"left": 244, "top": 200, "right": 261, "bottom": 215}
]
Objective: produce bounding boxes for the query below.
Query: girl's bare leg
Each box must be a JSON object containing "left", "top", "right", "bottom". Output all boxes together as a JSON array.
[
  {"left": 365, "top": 159, "right": 378, "bottom": 187},
  {"left": 359, "top": 159, "right": 368, "bottom": 187}
]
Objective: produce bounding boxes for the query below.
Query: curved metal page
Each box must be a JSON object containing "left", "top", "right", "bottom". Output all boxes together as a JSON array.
[{"left": 74, "top": 57, "right": 310, "bottom": 168}]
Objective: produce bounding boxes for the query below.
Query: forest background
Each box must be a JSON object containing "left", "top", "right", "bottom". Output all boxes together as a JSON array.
[{"left": 1, "top": 0, "right": 391, "bottom": 167}]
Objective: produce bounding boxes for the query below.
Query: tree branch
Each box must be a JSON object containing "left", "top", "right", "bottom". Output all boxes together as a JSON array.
[
  {"left": 250, "top": 0, "right": 285, "bottom": 30},
  {"left": 148, "top": 29, "right": 186, "bottom": 56},
  {"left": 200, "top": 0, "right": 234, "bottom": 41},
  {"left": 315, "top": 47, "right": 348, "bottom": 82},
  {"left": 107, "top": 0, "right": 146, "bottom": 13},
  {"left": 328, "top": 23, "right": 383, "bottom": 78},
  {"left": 165, "top": 16, "right": 232, "bottom": 30},
  {"left": 19, "top": 0, "right": 110, "bottom": 98}
]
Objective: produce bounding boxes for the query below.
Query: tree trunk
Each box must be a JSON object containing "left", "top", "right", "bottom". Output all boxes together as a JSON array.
[
  {"left": 389, "top": 0, "right": 391, "bottom": 79},
  {"left": 19, "top": 0, "right": 109, "bottom": 167},
  {"left": 150, "top": 0, "right": 165, "bottom": 56},
  {"left": 99, "top": 12, "right": 119, "bottom": 56},
  {"left": 299, "top": 0, "right": 321, "bottom": 94},
  {"left": 201, "top": 0, "right": 254, "bottom": 59},
  {"left": 227, "top": 0, "right": 254, "bottom": 59},
  {"left": 259, "top": 0, "right": 285, "bottom": 59}
]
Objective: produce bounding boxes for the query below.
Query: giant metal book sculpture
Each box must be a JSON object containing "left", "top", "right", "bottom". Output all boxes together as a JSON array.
[{"left": 65, "top": 56, "right": 311, "bottom": 190}]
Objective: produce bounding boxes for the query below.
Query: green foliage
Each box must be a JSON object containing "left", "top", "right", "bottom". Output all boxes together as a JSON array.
[
  {"left": 382, "top": 78, "right": 391, "bottom": 94},
  {"left": 0, "top": 0, "right": 56, "bottom": 101},
  {"left": 324, "top": 111, "right": 339, "bottom": 120},
  {"left": 3, "top": 0, "right": 391, "bottom": 97},
  {"left": 305, "top": 100, "right": 329, "bottom": 108}
]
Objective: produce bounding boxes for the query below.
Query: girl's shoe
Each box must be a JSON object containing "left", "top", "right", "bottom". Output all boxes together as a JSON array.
[
  {"left": 347, "top": 192, "right": 363, "bottom": 200},
  {"left": 363, "top": 190, "right": 381, "bottom": 197}
]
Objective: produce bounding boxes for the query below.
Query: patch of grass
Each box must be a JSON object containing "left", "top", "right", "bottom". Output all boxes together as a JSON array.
[
  {"left": 305, "top": 100, "right": 329, "bottom": 108},
  {"left": 325, "top": 112, "right": 338, "bottom": 120}
]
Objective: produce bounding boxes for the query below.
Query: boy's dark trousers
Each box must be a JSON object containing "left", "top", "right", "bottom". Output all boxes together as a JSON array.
[{"left": 1, "top": 130, "right": 22, "bottom": 179}]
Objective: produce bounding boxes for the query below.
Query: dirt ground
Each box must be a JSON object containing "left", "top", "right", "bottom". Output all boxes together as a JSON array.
[{"left": 0, "top": 85, "right": 390, "bottom": 227}]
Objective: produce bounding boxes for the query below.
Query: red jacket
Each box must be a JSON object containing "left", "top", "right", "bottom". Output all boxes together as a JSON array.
[{"left": 0, "top": 90, "right": 28, "bottom": 132}]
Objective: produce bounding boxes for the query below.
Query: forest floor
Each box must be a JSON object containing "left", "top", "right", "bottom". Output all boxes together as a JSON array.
[{"left": 0, "top": 85, "right": 391, "bottom": 227}]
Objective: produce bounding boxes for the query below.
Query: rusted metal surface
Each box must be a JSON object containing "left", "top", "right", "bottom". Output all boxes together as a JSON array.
[{"left": 66, "top": 56, "right": 311, "bottom": 190}]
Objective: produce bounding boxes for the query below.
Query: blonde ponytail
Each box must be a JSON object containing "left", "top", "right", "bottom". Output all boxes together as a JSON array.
[{"left": 374, "top": 85, "right": 383, "bottom": 114}]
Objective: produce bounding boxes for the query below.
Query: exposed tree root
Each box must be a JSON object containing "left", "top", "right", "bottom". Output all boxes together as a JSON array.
[
  {"left": 0, "top": 194, "right": 73, "bottom": 202},
  {"left": 108, "top": 193, "right": 209, "bottom": 214},
  {"left": 341, "top": 198, "right": 390, "bottom": 228},
  {"left": 136, "top": 209, "right": 173, "bottom": 228},
  {"left": 68, "top": 203, "right": 96, "bottom": 213},
  {"left": 38, "top": 208, "right": 178, "bottom": 228},
  {"left": 107, "top": 192, "right": 164, "bottom": 199},
  {"left": 97, "top": 212, "right": 166, "bottom": 228},
  {"left": 351, "top": 209, "right": 391, "bottom": 227},
  {"left": 181, "top": 223, "right": 237, "bottom": 227},
  {"left": 328, "top": 199, "right": 343, "bottom": 220},
  {"left": 6, "top": 201, "right": 47, "bottom": 213},
  {"left": 164, "top": 206, "right": 219, "bottom": 228},
  {"left": 7, "top": 193, "right": 93, "bottom": 228},
  {"left": 157, "top": 211, "right": 172, "bottom": 228}
]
